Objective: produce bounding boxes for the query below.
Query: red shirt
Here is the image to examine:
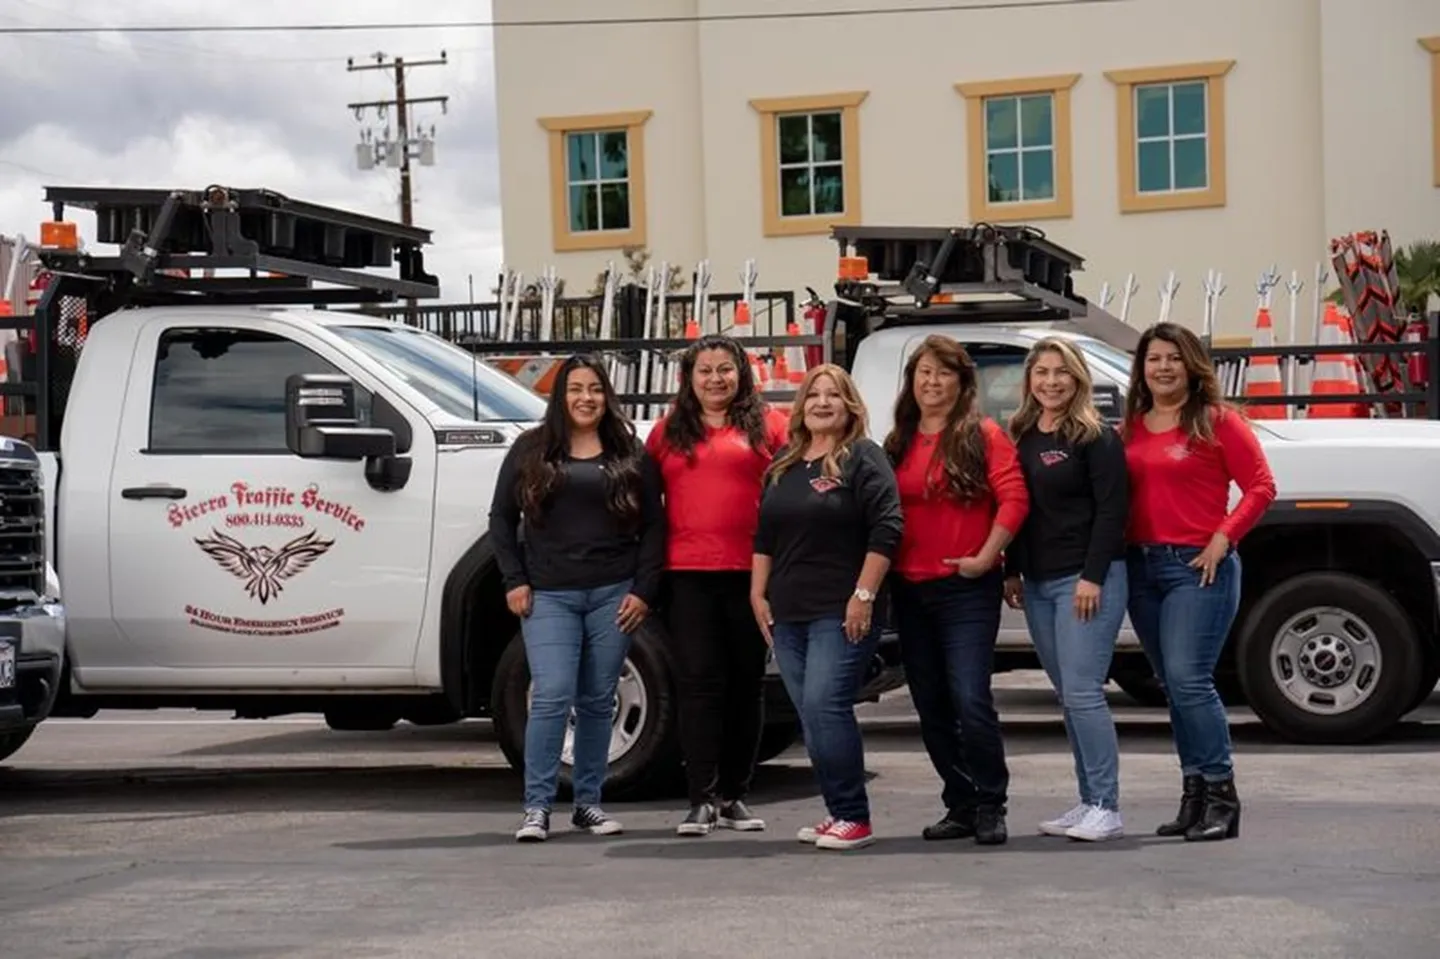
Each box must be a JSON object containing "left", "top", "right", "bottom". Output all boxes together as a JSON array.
[
  {"left": 893, "top": 417, "right": 1030, "bottom": 582},
  {"left": 646, "top": 405, "right": 791, "bottom": 571},
  {"left": 1123, "top": 407, "right": 1277, "bottom": 547}
]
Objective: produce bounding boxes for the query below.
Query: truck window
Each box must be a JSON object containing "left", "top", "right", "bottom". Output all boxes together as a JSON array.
[
  {"left": 964, "top": 344, "right": 1030, "bottom": 423},
  {"left": 148, "top": 328, "right": 371, "bottom": 453}
]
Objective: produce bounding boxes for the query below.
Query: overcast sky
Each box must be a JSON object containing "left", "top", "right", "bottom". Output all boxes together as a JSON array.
[{"left": 0, "top": 0, "right": 500, "bottom": 301}]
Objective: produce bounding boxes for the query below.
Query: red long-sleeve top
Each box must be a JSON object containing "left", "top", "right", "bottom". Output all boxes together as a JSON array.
[
  {"left": 893, "top": 417, "right": 1030, "bottom": 582},
  {"left": 645, "top": 406, "right": 791, "bottom": 571},
  {"left": 1123, "top": 407, "right": 1277, "bottom": 547}
]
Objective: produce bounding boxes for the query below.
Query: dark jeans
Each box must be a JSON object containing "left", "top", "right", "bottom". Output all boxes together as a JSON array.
[
  {"left": 665, "top": 570, "right": 770, "bottom": 805},
  {"left": 892, "top": 569, "right": 1009, "bottom": 813},
  {"left": 770, "top": 617, "right": 880, "bottom": 824},
  {"left": 1126, "top": 544, "right": 1242, "bottom": 782}
]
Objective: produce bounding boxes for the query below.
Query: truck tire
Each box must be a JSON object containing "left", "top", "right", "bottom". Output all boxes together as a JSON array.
[
  {"left": 0, "top": 725, "right": 36, "bottom": 763},
  {"left": 1236, "top": 571, "right": 1424, "bottom": 744},
  {"left": 491, "top": 618, "right": 680, "bottom": 801},
  {"left": 1109, "top": 661, "right": 1169, "bottom": 707}
]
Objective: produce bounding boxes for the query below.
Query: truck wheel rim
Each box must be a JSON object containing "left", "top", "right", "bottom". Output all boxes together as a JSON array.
[
  {"left": 1269, "top": 606, "right": 1381, "bottom": 716},
  {"left": 527, "top": 657, "right": 649, "bottom": 767}
]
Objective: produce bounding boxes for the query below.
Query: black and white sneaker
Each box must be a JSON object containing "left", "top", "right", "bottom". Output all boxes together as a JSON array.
[
  {"left": 571, "top": 805, "right": 624, "bottom": 836},
  {"left": 515, "top": 808, "right": 549, "bottom": 842},
  {"left": 717, "top": 799, "right": 766, "bottom": 832},
  {"left": 676, "top": 802, "right": 719, "bottom": 836}
]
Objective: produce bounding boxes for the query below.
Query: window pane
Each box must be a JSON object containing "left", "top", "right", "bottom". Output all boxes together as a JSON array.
[
  {"left": 813, "top": 164, "right": 844, "bottom": 214},
  {"left": 985, "top": 97, "right": 1018, "bottom": 150},
  {"left": 566, "top": 132, "right": 596, "bottom": 182},
  {"left": 810, "top": 111, "right": 843, "bottom": 163},
  {"left": 778, "top": 114, "right": 810, "bottom": 165},
  {"left": 1172, "top": 82, "right": 1206, "bottom": 136},
  {"left": 1018, "top": 94, "right": 1053, "bottom": 148},
  {"left": 1020, "top": 147, "right": 1055, "bottom": 200},
  {"left": 150, "top": 329, "right": 357, "bottom": 451},
  {"left": 1137, "top": 140, "right": 1171, "bottom": 192},
  {"left": 599, "top": 182, "right": 631, "bottom": 230},
  {"left": 1173, "top": 136, "right": 1208, "bottom": 189},
  {"left": 569, "top": 183, "right": 599, "bottom": 232},
  {"left": 987, "top": 150, "right": 1020, "bottom": 203},
  {"left": 780, "top": 166, "right": 811, "bottom": 216},
  {"left": 598, "top": 131, "right": 629, "bottom": 180},
  {"left": 1135, "top": 85, "right": 1170, "bottom": 139}
]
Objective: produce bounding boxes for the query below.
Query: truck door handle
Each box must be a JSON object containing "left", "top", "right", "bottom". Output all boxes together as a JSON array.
[{"left": 121, "top": 485, "right": 188, "bottom": 500}]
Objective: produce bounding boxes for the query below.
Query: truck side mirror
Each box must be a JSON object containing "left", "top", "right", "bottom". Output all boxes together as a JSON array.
[{"left": 285, "top": 373, "right": 396, "bottom": 461}]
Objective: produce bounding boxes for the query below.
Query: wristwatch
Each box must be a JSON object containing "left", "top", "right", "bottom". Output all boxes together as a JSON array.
[{"left": 853, "top": 586, "right": 875, "bottom": 603}]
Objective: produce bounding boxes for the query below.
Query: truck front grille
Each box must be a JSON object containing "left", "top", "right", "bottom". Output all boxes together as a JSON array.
[{"left": 0, "top": 463, "right": 45, "bottom": 602}]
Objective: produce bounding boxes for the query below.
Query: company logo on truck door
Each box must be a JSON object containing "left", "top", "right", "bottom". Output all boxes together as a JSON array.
[
  {"left": 167, "top": 481, "right": 367, "bottom": 532},
  {"left": 194, "top": 528, "right": 334, "bottom": 604}
]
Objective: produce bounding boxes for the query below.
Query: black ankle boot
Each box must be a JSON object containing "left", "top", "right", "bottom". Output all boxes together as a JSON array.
[
  {"left": 974, "top": 805, "right": 1008, "bottom": 845},
  {"left": 1184, "top": 777, "right": 1240, "bottom": 842},
  {"left": 1156, "top": 774, "right": 1206, "bottom": 837}
]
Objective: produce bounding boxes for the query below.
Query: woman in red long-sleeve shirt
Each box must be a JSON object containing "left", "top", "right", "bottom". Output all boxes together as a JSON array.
[
  {"left": 883, "top": 334, "right": 1030, "bottom": 846},
  {"left": 1122, "top": 322, "right": 1276, "bottom": 844}
]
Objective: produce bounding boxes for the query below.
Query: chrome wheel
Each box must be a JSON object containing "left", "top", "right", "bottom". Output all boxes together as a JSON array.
[
  {"left": 1269, "top": 606, "right": 1381, "bottom": 716},
  {"left": 527, "top": 656, "right": 650, "bottom": 767}
]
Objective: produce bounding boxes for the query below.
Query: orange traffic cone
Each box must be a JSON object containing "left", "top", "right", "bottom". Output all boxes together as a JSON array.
[
  {"left": 1308, "top": 304, "right": 1368, "bottom": 418},
  {"left": 1242, "top": 307, "right": 1285, "bottom": 418}
]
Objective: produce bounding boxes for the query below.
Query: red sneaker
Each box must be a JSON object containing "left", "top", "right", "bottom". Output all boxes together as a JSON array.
[
  {"left": 815, "top": 819, "right": 874, "bottom": 850},
  {"left": 796, "top": 816, "right": 834, "bottom": 844}
]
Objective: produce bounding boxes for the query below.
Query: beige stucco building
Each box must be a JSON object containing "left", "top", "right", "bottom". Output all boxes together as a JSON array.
[{"left": 492, "top": 0, "right": 1440, "bottom": 337}]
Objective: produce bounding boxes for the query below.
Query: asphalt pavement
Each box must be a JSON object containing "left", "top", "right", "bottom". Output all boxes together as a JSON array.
[{"left": 3, "top": 673, "right": 1439, "bottom": 959}]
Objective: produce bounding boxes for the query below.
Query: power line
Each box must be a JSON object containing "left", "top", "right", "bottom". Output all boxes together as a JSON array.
[
  {"left": 0, "top": 1, "right": 1132, "bottom": 35},
  {"left": 347, "top": 51, "right": 449, "bottom": 227}
]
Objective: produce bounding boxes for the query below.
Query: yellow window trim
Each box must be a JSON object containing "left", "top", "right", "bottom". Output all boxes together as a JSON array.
[
  {"left": 1422, "top": 38, "right": 1440, "bottom": 188},
  {"left": 1103, "top": 60, "right": 1235, "bottom": 214},
  {"left": 748, "top": 91, "right": 868, "bottom": 237},
  {"left": 538, "top": 109, "right": 652, "bottom": 253},
  {"left": 954, "top": 73, "right": 1080, "bottom": 223}
]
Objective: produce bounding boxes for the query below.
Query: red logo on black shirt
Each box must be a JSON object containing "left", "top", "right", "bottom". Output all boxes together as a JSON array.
[
  {"left": 810, "top": 476, "right": 842, "bottom": 493},
  {"left": 1039, "top": 450, "right": 1069, "bottom": 467}
]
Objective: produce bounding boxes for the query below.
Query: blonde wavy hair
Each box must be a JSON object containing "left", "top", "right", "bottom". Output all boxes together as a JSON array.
[
  {"left": 766, "top": 364, "right": 869, "bottom": 485},
  {"left": 1008, "top": 337, "right": 1105, "bottom": 445}
]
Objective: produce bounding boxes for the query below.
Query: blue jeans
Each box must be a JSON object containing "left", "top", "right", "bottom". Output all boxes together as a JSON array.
[
  {"left": 520, "top": 579, "right": 634, "bottom": 810},
  {"left": 891, "top": 570, "right": 1009, "bottom": 812},
  {"left": 770, "top": 617, "right": 880, "bottom": 823},
  {"left": 1022, "top": 560, "right": 1128, "bottom": 810},
  {"left": 1126, "top": 545, "right": 1241, "bottom": 781}
]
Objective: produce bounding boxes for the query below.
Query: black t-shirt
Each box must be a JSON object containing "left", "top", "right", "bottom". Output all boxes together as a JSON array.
[
  {"left": 488, "top": 432, "right": 667, "bottom": 605},
  {"left": 753, "top": 438, "right": 904, "bottom": 622},
  {"left": 1007, "top": 423, "right": 1129, "bottom": 585}
]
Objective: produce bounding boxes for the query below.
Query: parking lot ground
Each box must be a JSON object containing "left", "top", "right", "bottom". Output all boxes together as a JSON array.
[{"left": 3, "top": 673, "right": 1439, "bottom": 959}]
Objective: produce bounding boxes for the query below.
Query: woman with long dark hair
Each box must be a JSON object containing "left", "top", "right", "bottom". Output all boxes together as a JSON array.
[
  {"left": 883, "top": 334, "right": 1029, "bottom": 846},
  {"left": 1121, "top": 322, "right": 1275, "bottom": 843},
  {"left": 489, "top": 353, "right": 667, "bottom": 843},
  {"left": 645, "top": 334, "right": 789, "bottom": 837},
  {"left": 1004, "top": 337, "right": 1130, "bottom": 842},
  {"left": 752, "top": 363, "right": 904, "bottom": 851}
]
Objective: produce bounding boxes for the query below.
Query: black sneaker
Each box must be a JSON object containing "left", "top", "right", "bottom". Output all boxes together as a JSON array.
[
  {"left": 571, "top": 805, "right": 624, "bottom": 836},
  {"left": 922, "top": 809, "right": 976, "bottom": 841},
  {"left": 515, "top": 808, "right": 549, "bottom": 842},
  {"left": 975, "top": 805, "right": 1008, "bottom": 845},
  {"left": 717, "top": 799, "right": 766, "bottom": 832},
  {"left": 676, "top": 802, "right": 719, "bottom": 836}
]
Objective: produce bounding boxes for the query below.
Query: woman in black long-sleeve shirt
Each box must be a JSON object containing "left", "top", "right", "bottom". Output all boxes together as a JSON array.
[
  {"left": 1004, "top": 337, "right": 1130, "bottom": 843},
  {"left": 488, "top": 354, "right": 666, "bottom": 844}
]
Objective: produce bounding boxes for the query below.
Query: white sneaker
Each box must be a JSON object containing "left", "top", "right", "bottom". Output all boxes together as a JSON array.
[
  {"left": 1039, "top": 803, "right": 1091, "bottom": 837},
  {"left": 1066, "top": 805, "right": 1124, "bottom": 842}
]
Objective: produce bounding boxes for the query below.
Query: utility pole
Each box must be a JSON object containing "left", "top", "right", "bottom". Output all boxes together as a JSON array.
[{"left": 347, "top": 51, "right": 449, "bottom": 226}]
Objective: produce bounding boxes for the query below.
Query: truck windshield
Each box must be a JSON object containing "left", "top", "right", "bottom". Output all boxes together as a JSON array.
[{"left": 331, "top": 324, "right": 548, "bottom": 423}]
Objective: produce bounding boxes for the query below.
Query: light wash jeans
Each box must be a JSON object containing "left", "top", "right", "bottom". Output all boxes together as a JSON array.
[
  {"left": 1022, "top": 560, "right": 1128, "bottom": 811},
  {"left": 520, "top": 579, "right": 633, "bottom": 810}
]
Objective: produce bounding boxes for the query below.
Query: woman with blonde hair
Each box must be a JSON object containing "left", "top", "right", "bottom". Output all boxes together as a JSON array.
[
  {"left": 1003, "top": 337, "right": 1130, "bottom": 842},
  {"left": 751, "top": 363, "right": 904, "bottom": 851},
  {"left": 884, "top": 334, "right": 1029, "bottom": 846},
  {"left": 1122, "top": 322, "right": 1275, "bottom": 843}
]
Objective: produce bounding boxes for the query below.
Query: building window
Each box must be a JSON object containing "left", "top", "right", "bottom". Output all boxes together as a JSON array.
[
  {"left": 749, "top": 91, "right": 867, "bottom": 237},
  {"left": 1422, "top": 37, "right": 1440, "bottom": 188},
  {"left": 538, "top": 110, "right": 652, "bottom": 252},
  {"left": 1104, "top": 60, "right": 1234, "bottom": 213},
  {"left": 955, "top": 74, "right": 1079, "bottom": 222}
]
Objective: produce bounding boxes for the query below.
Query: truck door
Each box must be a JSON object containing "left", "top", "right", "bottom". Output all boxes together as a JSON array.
[{"left": 92, "top": 316, "right": 435, "bottom": 687}]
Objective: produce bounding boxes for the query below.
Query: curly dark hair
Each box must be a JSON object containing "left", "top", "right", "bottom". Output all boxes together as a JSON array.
[
  {"left": 660, "top": 333, "right": 772, "bottom": 459},
  {"left": 514, "top": 353, "right": 644, "bottom": 528},
  {"left": 882, "top": 333, "right": 990, "bottom": 501}
]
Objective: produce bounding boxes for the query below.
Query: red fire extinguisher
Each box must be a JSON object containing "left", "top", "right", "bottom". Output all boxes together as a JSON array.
[{"left": 802, "top": 287, "right": 826, "bottom": 370}]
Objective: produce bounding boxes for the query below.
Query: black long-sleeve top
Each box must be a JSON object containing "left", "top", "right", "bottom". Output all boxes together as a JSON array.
[
  {"left": 488, "top": 435, "right": 667, "bottom": 605},
  {"left": 1006, "top": 423, "right": 1129, "bottom": 585},
  {"left": 753, "top": 438, "right": 905, "bottom": 622}
]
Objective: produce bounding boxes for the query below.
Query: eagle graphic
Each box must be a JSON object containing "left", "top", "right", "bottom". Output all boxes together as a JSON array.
[{"left": 194, "top": 528, "right": 336, "bottom": 605}]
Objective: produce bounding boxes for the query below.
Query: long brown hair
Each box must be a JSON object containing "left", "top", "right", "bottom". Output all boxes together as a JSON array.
[
  {"left": 660, "top": 334, "right": 771, "bottom": 459},
  {"left": 882, "top": 334, "right": 989, "bottom": 501},
  {"left": 1123, "top": 322, "right": 1234, "bottom": 444},
  {"left": 1008, "top": 337, "right": 1105, "bottom": 445},
  {"left": 765, "top": 364, "right": 869, "bottom": 485}
]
